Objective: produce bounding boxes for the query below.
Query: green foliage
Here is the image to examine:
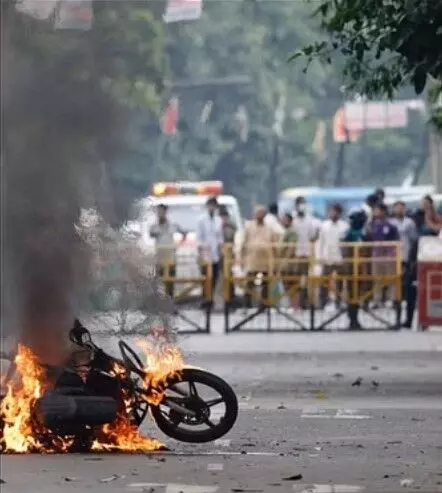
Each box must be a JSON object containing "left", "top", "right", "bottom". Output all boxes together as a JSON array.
[{"left": 293, "top": 0, "right": 442, "bottom": 98}]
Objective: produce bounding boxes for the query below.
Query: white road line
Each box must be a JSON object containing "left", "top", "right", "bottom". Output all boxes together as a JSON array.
[
  {"left": 128, "top": 483, "right": 219, "bottom": 493},
  {"left": 214, "top": 438, "right": 231, "bottom": 447},
  {"left": 301, "top": 410, "right": 371, "bottom": 420},
  {"left": 207, "top": 463, "right": 224, "bottom": 471},
  {"left": 293, "top": 485, "right": 364, "bottom": 493},
  {"left": 155, "top": 451, "right": 279, "bottom": 457}
]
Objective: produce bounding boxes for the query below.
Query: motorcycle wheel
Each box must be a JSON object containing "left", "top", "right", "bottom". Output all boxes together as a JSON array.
[{"left": 150, "top": 368, "right": 238, "bottom": 443}]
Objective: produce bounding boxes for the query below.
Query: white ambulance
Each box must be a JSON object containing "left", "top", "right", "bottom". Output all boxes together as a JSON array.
[{"left": 130, "top": 181, "right": 244, "bottom": 299}]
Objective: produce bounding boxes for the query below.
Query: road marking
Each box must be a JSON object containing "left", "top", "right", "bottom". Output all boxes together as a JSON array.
[
  {"left": 301, "top": 409, "right": 371, "bottom": 420},
  {"left": 207, "top": 463, "right": 224, "bottom": 471},
  {"left": 335, "top": 409, "right": 370, "bottom": 420},
  {"left": 293, "top": 485, "right": 364, "bottom": 493},
  {"left": 214, "top": 438, "right": 231, "bottom": 447},
  {"left": 128, "top": 483, "right": 219, "bottom": 493},
  {"left": 155, "top": 451, "right": 279, "bottom": 457}
]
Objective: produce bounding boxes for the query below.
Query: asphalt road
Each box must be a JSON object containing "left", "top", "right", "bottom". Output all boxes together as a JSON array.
[{"left": 2, "top": 334, "right": 442, "bottom": 493}]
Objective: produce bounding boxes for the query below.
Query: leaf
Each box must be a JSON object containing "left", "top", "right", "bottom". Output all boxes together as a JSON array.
[{"left": 412, "top": 67, "right": 427, "bottom": 95}]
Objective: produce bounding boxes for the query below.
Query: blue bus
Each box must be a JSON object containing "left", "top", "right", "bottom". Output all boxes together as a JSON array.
[{"left": 279, "top": 186, "right": 435, "bottom": 219}]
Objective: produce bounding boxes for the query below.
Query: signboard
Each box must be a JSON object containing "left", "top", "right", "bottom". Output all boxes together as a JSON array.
[
  {"left": 417, "top": 237, "right": 442, "bottom": 327},
  {"left": 163, "top": 0, "right": 203, "bottom": 23},
  {"left": 54, "top": 0, "right": 93, "bottom": 30},
  {"left": 343, "top": 101, "right": 408, "bottom": 131}
]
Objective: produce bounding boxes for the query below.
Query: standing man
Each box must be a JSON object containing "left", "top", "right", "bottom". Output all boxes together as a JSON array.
[
  {"left": 366, "top": 203, "right": 400, "bottom": 307},
  {"left": 265, "top": 202, "right": 285, "bottom": 237},
  {"left": 196, "top": 196, "right": 224, "bottom": 305},
  {"left": 219, "top": 205, "right": 237, "bottom": 305},
  {"left": 149, "top": 204, "right": 185, "bottom": 298},
  {"left": 317, "top": 203, "right": 348, "bottom": 308},
  {"left": 292, "top": 196, "right": 319, "bottom": 308},
  {"left": 278, "top": 212, "right": 298, "bottom": 308},
  {"left": 241, "top": 205, "right": 277, "bottom": 308},
  {"left": 343, "top": 208, "right": 368, "bottom": 329},
  {"left": 390, "top": 200, "right": 417, "bottom": 315}
]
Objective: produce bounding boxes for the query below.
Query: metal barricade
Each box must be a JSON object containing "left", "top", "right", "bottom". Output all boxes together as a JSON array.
[
  {"left": 156, "top": 245, "right": 213, "bottom": 334},
  {"left": 222, "top": 241, "right": 402, "bottom": 332}
]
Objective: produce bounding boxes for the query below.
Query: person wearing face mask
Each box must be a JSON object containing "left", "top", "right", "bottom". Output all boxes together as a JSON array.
[
  {"left": 292, "top": 196, "right": 319, "bottom": 308},
  {"left": 241, "top": 205, "right": 278, "bottom": 308}
]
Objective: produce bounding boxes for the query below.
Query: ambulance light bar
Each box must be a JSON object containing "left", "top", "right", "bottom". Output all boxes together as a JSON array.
[{"left": 152, "top": 181, "right": 223, "bottom": 197}]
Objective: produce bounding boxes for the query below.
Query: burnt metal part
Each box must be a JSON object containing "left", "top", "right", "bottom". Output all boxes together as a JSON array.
[{"left": 34, "top": 391, "right": 118, "bottom": 429}]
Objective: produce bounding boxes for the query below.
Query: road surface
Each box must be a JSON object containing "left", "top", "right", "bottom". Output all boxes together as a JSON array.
[{"left": 2, "top": 332, "right": 442, "bottom": 493}]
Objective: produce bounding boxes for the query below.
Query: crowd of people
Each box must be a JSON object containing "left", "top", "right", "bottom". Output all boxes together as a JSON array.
[{"left": 149, "top": 190, "right": 442, "bottom": 329}]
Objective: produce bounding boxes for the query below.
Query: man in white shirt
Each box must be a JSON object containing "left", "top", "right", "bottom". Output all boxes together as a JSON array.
[
  {"left": 292, "top": 196, "right": 319, "bottom": 308},
  {"left": 264, "top": 203, "right": 285, "bottom": 237},
  {"left": 317, "top": 203, "right": 349, "bottom": 307},
  {"left": 149, "top": 204, "right": 185, "bottom": 298},
  {"left": 196, "top": 196, "right": 224, "bottom": 305}
]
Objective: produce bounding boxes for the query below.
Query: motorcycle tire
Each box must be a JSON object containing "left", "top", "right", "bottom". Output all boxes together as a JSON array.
[{"left": 150, "top": 368, "right": 238, "bottom": 444}]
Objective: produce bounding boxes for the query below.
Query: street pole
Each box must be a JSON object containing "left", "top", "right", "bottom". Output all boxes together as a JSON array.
[{"left": 269, "top": 135, "right": 279, "bottom": 204}]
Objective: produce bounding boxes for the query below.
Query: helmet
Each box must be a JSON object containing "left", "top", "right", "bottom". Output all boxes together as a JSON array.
[{"left": 348, "top": 207, "right": 367, "bottom": 230}]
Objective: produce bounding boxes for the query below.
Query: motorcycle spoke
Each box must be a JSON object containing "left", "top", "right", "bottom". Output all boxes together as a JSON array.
[
  {"left": 206, "top": 397, "right": 224, "bottom": 407},
  {"left": 188, "top": 380, "right": 198, "bottom": 397}
]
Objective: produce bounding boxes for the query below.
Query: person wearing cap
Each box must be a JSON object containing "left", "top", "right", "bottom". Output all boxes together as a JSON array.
[
  {"left": 196, "top": 196, "right": 224, "bottom": 305},
  {"left": 149, "top": 203, "right": 186, "bottom": 298}
]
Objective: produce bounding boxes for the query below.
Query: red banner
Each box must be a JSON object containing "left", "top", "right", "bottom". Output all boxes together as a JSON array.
[
  {"left": 163, "top": 0, "right": 203, "bottom": 23},
  {"left": 161, "top": 98, "right": 179, "bottom": 136}
]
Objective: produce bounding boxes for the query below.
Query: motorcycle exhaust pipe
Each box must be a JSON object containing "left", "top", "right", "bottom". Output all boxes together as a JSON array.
[{"left": 34, "top": 392, "right": 118, "bottom": 428}]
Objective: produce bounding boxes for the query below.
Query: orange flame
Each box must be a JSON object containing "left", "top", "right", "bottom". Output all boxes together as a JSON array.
[{"left": 1, "top": 335, "right": 184, "bottom": 454}]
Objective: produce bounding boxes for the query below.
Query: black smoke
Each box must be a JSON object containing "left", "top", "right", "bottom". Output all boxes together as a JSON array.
[{"left": 1, "top": 2, "right": 172, "bottom": 364}]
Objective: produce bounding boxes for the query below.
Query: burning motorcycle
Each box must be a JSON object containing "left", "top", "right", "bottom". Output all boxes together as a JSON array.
[{"left": 0, "top": 320, "right": 238, "bottom": 452}]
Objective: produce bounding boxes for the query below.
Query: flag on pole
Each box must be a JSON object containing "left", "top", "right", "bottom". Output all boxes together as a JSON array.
[
  {"left": 312, "top": 120, "right": 326, "bottom": 161},
  {"left": 333, "top": 107, "right": 360, "bottom": 143},
  {"left": 163, "top": 0, "right": 203, "bottom": 23},
  {"left": 161, "top": 97, "right": 179, "bottom": 136},
  {"left": 200, "top": 100, "right": 213, "bottom": 124},
  {"left": 54, "top": 0, "right": 93, "bottom": 30},
  {"left": 235, "top": 105, "right": 249, "bottom": 142}
]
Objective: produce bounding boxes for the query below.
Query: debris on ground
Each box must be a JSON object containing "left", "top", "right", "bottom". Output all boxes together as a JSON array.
[
  {"left": 231, "top": 489, "right": 263, "bottom": 492},
  {"left": 371, "top": 366, "right": 379, "bottom": 371},
  {"left": 312, "top": 390, "right": 328, "bottom": 400},
  {"left": 0, "top": 479, "right": 5, "bottom": 484},
  {"left": 277, "top": 404, "right": 286, "bottom": 410},
  {"left": 64, "top": 477, "right": 80, "bottom": 482},
  {"left": 332, "top": 372, "right": 344, "bottom": 378},
  {"left": 352, "top": 377, "right": 363, "bottom": 387},
  {"left": 400, "top": 478, "right": 414, "bottom": 488},
  {"left": 282, "top": 474, "right": 303, "bottom": 481},
  {"left": 99, "top": 474, "right": 125, "bottom": 483},
  {"left": 372, "top": 380, "right": 380, "bottom": 388}
]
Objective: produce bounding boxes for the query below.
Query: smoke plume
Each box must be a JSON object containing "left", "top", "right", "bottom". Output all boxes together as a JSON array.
[{"left": 1, "top": 3, "right": 174, "bottom": 364}]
